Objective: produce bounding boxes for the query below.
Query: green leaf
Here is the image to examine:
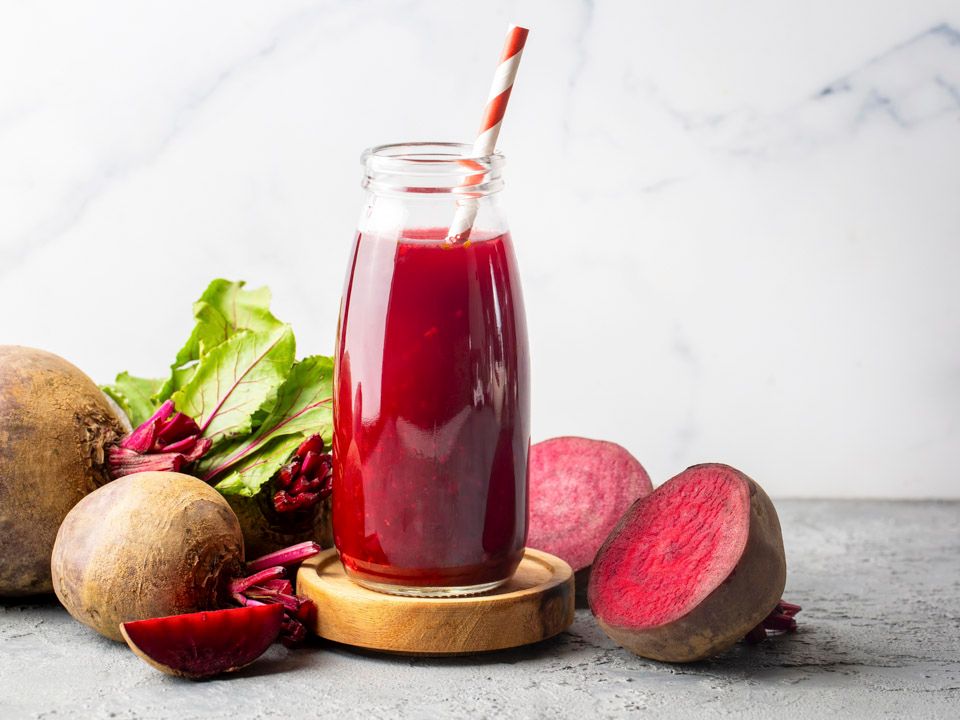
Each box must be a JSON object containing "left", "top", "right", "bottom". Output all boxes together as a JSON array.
[
  {"left": 171, "top": 325, "right": 296, "bottom": 448},
  {"left": 156, "top": 280, "right": 284, "bottom": 402},
  {"left": 198, "top": 355, "right": 334, "bottom": 485},
  {"left": 102, "top": 373, "right": 164, "bottom": 427},
  {"left": 214, "top": 434, "right": 305, "bottom": 497},
  {"left": 253, "top": 355, "right": 334, "bottom": 442},
  {"left": 158, "top": 364, "right": 198, "bottom": 402},
  {"left": 182, "top": 279, "right": 283, "bottom": 360}
]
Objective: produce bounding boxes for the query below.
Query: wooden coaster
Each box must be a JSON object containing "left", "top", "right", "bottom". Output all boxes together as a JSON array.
[{"left": 297, "top": 548, "right": 574, "bottom": 655}]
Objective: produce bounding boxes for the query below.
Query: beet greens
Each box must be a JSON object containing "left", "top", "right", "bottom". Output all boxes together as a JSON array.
[{"left": 103, "top": 279, "right": 333, "bottom": 515}]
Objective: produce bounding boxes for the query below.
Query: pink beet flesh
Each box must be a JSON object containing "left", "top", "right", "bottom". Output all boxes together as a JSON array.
[
  {"left": 120, "top": 604, "right": 283, "bottom": 679},
  {"left": 527, "top": 437, "right": 652, "bottom": 571},
  {"left": 590, "top": 465, "right": 750, "bottom": 629}
]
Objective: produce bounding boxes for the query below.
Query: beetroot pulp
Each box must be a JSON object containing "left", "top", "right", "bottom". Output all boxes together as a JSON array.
[
  {"left": 528, "top": 437, "right": 652, "bottom": 571},
  {"left": 120, "top": 604, "right": 284, "bottom": 679}
]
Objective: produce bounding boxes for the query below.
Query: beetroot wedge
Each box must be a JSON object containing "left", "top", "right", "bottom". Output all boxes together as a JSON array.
[
  {"left": 588, "top": 463, "right": 787, "bottom": 662},
  {"left": 528, "top": 437, "right": 652, "bottom": 571},
  {"left": 120, "top": 604, "right": 284, "bottom": 679}
]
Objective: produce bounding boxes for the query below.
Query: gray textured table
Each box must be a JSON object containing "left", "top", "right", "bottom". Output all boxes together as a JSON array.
[{"left": 2, "top": 500, "right": 958, "bottom": 719}]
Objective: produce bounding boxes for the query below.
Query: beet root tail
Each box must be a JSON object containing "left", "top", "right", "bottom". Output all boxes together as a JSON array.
[{"left": 744, "top": 600, "right": 801, "bottom": 645}]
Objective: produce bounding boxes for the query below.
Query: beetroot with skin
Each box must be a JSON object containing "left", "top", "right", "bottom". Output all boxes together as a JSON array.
[
  {"left": 588, "top": 463, "right": 787, "bottom": 663},
  {"left": 0, "top": 346, "right": 125, "bottom": 595},
  {"left": 224, "top": 434, "right": 334, "bottom": 558},
  {"left": 120, "top": 604, "right": 284, "bottom": 679},
  {"left": 51, "top": 472, "right": 244, "bottom": 641},
  {"left": 528, "top": 437, "right": 652, "bottom": 571},
  {"left": 51, "top": 472, "right": 321, "bottom": 645}
]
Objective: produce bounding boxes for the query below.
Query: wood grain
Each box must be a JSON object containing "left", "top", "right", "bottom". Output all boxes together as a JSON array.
[{"left": 297, "top": 548, "right": 574, "bottom": 655}]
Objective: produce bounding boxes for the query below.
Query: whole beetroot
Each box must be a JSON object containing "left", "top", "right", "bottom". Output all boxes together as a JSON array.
[
  {"left": 220, "top": 434, "right": 334, "bottom": 557},
  {"left": 588, "top": 463, "right": 789, "bottom": 662},
  {"left": 226, "top": 494, "right": 332, "bottom": 559},
  {"left": 51, "top": 471, "right": 244, "bottom": 641},
  {"left": 0, "top": 346, "right": 125, "bottom": 595}
]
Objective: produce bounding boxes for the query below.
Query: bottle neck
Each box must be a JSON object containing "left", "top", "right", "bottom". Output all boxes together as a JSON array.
[{"left": 359, "top": 142, "right": 508, "bottom": 238}]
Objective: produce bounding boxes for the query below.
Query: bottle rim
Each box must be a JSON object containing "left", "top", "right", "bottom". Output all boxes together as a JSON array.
[{"left": 361, "top": 142, "right": 505, "bottom": 195}]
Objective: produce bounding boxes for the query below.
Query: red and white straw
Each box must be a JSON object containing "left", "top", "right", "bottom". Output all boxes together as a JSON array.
[{"left": 447, "top": 24, "right": 529, "bottom": 243}]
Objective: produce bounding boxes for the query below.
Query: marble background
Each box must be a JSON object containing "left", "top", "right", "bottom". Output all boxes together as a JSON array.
[{"left": 1, "top": 1, "right": 958, "bottom": 498}]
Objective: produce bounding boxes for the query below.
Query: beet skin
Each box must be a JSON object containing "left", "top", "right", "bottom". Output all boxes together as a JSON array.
[{"left": 0, "top": 346, "right": 125, "bottom": 595}]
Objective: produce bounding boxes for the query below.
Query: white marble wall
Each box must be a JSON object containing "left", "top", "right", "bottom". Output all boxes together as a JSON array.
[{"left": 1, "top": 1, "right": 958, "bottom": 498}]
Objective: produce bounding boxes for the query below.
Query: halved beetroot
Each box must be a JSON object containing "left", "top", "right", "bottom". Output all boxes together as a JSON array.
[
  {"left": 528, "top": 437, "right": 652, "bottom": 571},
  {"left": 120, "top": 604, "right": 284, "bottom": 679},
  {"left": 588, "top": 463, "right": 787, "bottom": 662}
]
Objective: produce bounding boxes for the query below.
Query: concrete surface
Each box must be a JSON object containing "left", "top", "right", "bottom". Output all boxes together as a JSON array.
[{"left": 2, "top": 500, "right": 958, "bottom": 719}]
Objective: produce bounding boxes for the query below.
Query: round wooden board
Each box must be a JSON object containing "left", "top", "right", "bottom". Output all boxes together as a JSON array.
[{"left": 297, "top": 548, "right": 574, "bottom": 655}]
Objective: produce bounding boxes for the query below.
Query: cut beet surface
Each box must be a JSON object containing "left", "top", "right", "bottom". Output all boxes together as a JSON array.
[
  {"left": 120, "top": 604, "right": 284, "bottom": 679},
  {"left": 588, "top": 463, "right": 787, "bottom": 663},
  {"left": 528, "top": 437, "right": 652, "bottom": 571}
]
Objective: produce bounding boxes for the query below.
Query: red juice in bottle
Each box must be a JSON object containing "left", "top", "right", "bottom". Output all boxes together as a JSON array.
[{"left": 333, "top": 227, "right": 530, "bottom": 595}]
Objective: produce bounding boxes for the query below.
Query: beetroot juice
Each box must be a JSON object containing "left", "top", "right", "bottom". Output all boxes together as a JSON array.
[{"left": 333, "top": 224, "right": 530, "bottom": 595}]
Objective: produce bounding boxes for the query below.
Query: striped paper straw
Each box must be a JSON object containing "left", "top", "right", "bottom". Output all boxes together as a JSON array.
[{"left": 446, "top": 24, "right": 529, "bottom": 243}]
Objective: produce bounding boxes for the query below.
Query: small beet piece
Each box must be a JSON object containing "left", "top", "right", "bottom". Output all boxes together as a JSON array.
[
  {"left": 744, "top": 601, "right": 801, "bottom": 644},
  {"left": 120, "top": 604, "right": 283, "bottom": 679},
  {"left": 528, "top": 437, "right": 652, "bottom": 571},
  {"left": 588, "top": 463, "right": 787, "bottom": 663}
]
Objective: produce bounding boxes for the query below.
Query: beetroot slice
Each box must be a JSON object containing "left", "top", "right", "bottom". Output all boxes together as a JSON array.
[
  {"left": 588, "top": 463, "right": 786, "bottom": 663},
  {"left": 120, "top": 604, "right": 284, "bottom": 679},
  {"left": 528, "top": 437, "right": 652, "bottom": 571}
]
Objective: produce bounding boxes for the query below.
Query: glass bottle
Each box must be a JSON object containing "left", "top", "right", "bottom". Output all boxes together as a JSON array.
[{"left": 332, "top": 142, "right": 530, "bottom": 596}]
